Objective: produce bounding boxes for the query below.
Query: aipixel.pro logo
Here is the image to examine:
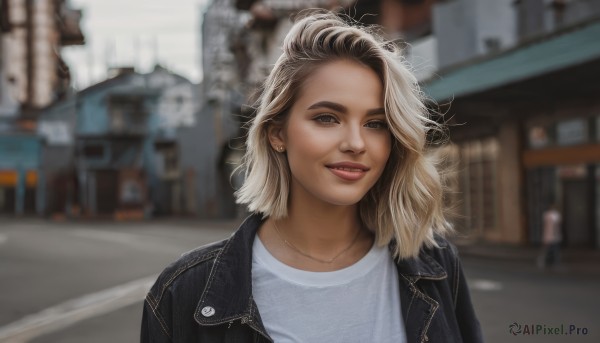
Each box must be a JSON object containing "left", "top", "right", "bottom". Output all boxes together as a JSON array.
[{"left": 509, "top": 322, "right": 588, "bottom": 336}]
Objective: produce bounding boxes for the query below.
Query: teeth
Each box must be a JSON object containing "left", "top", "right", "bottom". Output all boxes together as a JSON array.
[{"left": 333, "top": 167, "right": 362, "bottom": 172}]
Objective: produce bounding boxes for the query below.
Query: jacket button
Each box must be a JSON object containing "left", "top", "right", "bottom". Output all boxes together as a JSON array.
[{"left": 201, "top": 306, "right": 215, "bottom": 317}]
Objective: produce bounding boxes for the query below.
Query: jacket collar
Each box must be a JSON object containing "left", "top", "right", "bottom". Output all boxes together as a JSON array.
[
  {"left": 194, "top": 212, "right": 447, "bottom": 327},
  {"left": 390, "top": 238, "right": 448, "bottom": 282},
  {"left": 195, "top": 213, "right": 265, "bottom": 326}
]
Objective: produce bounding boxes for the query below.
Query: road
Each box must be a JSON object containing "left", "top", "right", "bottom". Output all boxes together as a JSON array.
[
  {"left": 465, "top": 257, "right": 599, "bottom": 343},
  {"left": 0, "top": 219, "right": 598, "bottom": 342}
]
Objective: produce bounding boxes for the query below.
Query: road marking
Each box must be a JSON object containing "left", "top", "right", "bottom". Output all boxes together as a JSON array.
[
  {"left": 69, "top": 228, "right": 190, "bottom": 255},
  {"left": 0, "top": 274, "right": 157, "bottom": 343},
  {"left": 470, "top": 278, "right": 503, "bottom": 292}
]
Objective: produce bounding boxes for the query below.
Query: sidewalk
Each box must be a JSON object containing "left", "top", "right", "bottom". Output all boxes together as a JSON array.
[{"left": 453, "top": 239, "right": 600, "bottom": 276}]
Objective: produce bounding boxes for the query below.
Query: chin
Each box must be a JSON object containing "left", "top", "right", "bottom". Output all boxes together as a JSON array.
[{"left": 319, "top": 190, "right": 369, "bottom": 207}]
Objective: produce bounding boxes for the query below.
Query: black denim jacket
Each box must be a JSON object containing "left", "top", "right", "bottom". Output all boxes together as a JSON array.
[{"left": 141, "top": 213, "right": 484, "bottom": 343}]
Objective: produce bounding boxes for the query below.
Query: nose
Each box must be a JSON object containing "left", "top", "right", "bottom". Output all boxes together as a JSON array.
[{"left": 339, "top": 123, "right": 366, "bottom": 154}]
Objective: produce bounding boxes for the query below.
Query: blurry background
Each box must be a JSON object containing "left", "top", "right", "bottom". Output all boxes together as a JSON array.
[{"left": 0, "top": 0, "right": 599, "bottom": 342}]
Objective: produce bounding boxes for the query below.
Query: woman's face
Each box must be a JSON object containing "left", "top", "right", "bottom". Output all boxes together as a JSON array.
[{"left": 270, "top": 59, "right": 392, "bottom": 207}]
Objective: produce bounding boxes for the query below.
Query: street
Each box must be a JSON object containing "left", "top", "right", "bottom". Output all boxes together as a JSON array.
[
  {"left": 0, "top": 218, "right": 240, "bottom": 343},
  {"left": 0, "top": 219, "right": 598, "bottom": 343},
  {"left": 465, "top": 257, "right": 599, "bottom": 342}
]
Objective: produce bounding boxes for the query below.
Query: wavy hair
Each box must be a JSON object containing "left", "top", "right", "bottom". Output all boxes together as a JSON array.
[{"left": 235, "top": 11, "right": 453, "bottom": 259}]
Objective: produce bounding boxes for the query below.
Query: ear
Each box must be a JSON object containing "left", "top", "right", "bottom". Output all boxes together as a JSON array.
[{"left": 267, "top": 123, "right": 286, "bottom": 149}]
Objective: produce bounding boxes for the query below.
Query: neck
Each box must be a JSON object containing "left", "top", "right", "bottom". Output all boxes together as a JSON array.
[
  {"left": 276, "top": 190, "right": 364, "bottom": 255},
  {"left": 258, "top": 180, "right": 375, "bottom": 271}
]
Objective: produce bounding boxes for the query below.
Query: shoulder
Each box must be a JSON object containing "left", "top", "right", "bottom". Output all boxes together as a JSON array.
[
  {"left": 147, "top": 213, "right": 263, "bottom": 305},
  {"left": 141, "top": 236, "right": 238, "bottom": 341},
  {"left": 146, "top": 237, "right": 229, "bottom": 308},
  {"left": 422, "top": 234, "right": 463, "bottom": 293},
  {"left": 426, "top": 233, "right": 460, "bottom": 267},
  {"left": 427, "top": 234, "right": 475, "bottom": 307},
  {"left": 392, "top": 232, "right": 461, "bottom": 283}
]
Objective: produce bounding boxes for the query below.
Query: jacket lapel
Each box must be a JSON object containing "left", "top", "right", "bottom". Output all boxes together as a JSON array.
[
  {"left": 194, "top": 213, "right": 265, "bottom": 326},
  {"left": 391, "top": 241, "right": 448, "bottom": 342}
]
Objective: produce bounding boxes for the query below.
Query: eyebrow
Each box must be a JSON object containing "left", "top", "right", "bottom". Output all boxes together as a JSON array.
[{"left": 306, "top": 101, "right": 385, "bottom": 116}]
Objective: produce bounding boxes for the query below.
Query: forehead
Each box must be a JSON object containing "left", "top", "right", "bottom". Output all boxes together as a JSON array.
[{"left": 293, "top": 59, "right": 384, "bottom": 111}]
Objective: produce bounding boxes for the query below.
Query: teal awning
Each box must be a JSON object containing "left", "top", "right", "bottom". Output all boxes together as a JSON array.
[{"left": 423, "top": 20, "right": 600, "bottom": 102}]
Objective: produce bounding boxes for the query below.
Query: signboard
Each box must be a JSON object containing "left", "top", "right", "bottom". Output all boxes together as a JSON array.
[
  {"left": 38, "top": 121, "right": 72, "bottom": 145},
  {"left": 0, "top": 136, "right": 41, "bottom": 169},
  {"left": 556, "top": 119, "right": 587, "bottom": 146}
]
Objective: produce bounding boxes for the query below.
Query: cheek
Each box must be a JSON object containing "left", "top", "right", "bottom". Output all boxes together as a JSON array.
[
  {"left": 373, "top": 134, "right": 392, "bottom": 165},
  {"left": 286, "top": 123, "right": 334, "bottom": 157}
]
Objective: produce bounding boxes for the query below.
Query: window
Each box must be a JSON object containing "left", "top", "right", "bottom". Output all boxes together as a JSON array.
[
  {"left": 459, "top": 138, "right": 498, "bottom": 234},
  {"left": 82, "top": 143, "right": 105, "bottom": 159},
  {"left": 109, "top": 96, "right": 147, "bottom": 133}
]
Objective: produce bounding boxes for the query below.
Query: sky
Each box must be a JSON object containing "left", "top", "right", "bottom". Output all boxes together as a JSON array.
[{"left": 62, "top": 0, "right": 211, "bottom": 89}]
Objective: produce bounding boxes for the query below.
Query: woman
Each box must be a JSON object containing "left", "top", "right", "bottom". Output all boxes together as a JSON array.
[{"left": 142, "top": 11, "right": 483, "bottom": 343}]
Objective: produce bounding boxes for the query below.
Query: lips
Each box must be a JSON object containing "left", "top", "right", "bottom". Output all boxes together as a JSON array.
[{"left": 326, "top": 162, "right": 369, "bottom": 181}]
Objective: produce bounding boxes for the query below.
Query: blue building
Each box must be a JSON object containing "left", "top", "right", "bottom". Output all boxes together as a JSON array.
[
  {"left": 75, "top": 68, "right": 156, "bottom": 218},
  {"left": 0, "top": 130, "right": 44, "bottom": 215},
  {"left": 74, "top": 66, "right": 200, "bottom": 219}
]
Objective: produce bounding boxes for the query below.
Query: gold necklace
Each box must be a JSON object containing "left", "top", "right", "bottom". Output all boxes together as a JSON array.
[{"left": 272, "top": 220, "right": 362, "bottom": 264}]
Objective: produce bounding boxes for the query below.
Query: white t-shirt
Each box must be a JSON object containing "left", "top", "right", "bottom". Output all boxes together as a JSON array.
[{"left": 251, "top": 236, "right": 406, "bottom": 343}]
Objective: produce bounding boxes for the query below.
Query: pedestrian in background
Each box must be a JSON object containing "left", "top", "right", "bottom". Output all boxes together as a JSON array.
[
  {"left": 141, "top": 11, "right": 483, "bottom": 343},
  {"left": 539, "top": 203, "right": 562, "bottom": 268}
]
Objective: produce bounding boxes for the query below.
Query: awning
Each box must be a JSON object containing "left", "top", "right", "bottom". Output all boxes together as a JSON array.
[{"left": 423, "top": 20, "right": 600, "bottom": 102}]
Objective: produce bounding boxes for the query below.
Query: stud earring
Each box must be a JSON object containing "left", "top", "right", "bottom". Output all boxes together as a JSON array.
[{"left": 277, "top": 145, "right": 285, "bottom": 152}]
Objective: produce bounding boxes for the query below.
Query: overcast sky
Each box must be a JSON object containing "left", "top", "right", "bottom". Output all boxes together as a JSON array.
[{"left": 62, "top": 0, "right": 211, "bottom": 89}]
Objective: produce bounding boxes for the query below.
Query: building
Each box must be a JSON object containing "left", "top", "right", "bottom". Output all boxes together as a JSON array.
[
  {"left": 73, "top": 66, "right": 199, "bottom": 219},
  {"left": 410, "top": 0, "right": 600, "bottom": 250},
  {"left": 0, "top": 0, "right": 84, "bottom": 215},
  {"left": 38, "top": 96, "right": 78, "bottom": 218},
  {"left": 198, "top": 0, "right": 245, "bottom": 218}
]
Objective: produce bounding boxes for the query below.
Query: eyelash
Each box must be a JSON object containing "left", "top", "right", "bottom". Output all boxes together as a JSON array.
[
  {"left": 314, "top": 114, "right": 338, "bottom": 124},
  {"left": 365, "top": 121, "right": 388, "bottom": 129},
  {"left": 313, "top": 114, "right": 388, "bottom": 129}
]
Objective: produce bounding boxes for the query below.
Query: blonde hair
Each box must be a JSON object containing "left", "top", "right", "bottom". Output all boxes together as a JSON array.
[{"left": 235, "top": 11, "right": 453, "bottom": 259}]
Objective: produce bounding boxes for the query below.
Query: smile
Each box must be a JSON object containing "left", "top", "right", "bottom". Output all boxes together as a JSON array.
[
  {"left": 325, "top": 162, "right": 370, "bottom": 181},
  {"left": 326, "top": 167, "right": 367, "bottom": 181},
  {"left": 330, "top": 167, "right": 363, "bottom": 172}
]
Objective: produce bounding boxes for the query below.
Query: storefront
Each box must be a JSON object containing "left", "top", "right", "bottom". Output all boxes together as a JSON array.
[
  {"left": 0, "top": 134, "right": 44, "bottom": 215},
  {"left": 524, "top": 115, "right": 600, "bottom": 248},
  {"left": 423, "top": 19, "right": 600, "bottom": 249}
]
